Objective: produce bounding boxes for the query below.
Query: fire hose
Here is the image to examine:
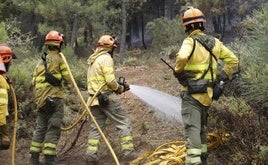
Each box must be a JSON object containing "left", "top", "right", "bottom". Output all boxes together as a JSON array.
[
  {"left": 60, "top": 83, "right": 105, "bottom": 131},
  {"left": 9, "top": 84, "right": 18, "bottom": 165},
  {"left": 59, "top": 53, "right": 120, "bottom": 165},
  {"left": 129, "top": 132, "right": 230, "bottom": 165}
]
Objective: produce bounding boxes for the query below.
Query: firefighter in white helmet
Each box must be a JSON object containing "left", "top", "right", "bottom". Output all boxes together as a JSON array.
[
  {"left": 173, "top": 7, "right": 239, "bottom": 165},
  {"left": 0, "top": 44, "right": 16, "bottom": 150},
  {"left": 86, "top": 35, "right": 139, "bottom": 165}
]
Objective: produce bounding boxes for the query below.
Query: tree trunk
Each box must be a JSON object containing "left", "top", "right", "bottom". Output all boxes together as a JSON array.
[
  {"left": 212, "top": 16, "right": 220, "bottom": 33},
  {"left": 221, "top": 13, "right": 226, "bottom": 41},
  {"left": 141, "top": 12, "right": 147, "bottom": 49},
  {"left": 83, "top": 28, "right": 88, "bottom": 46},
  {"left": 217, "top": 16, "right": 222, "bottom": 33},
  {"left": 71, "top": 14, "right": 78, "bottom": 50},
  {"left": 120, "top": 0, "right": 127, "bottom": 64}
]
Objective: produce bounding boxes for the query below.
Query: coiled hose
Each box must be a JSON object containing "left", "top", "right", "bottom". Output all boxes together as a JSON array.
[{"left": 129, "top": 132, "right": 230, "bottom": 165}]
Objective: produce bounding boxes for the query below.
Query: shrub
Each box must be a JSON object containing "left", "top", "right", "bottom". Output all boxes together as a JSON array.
[
  {"left": 209, "top": 96, "right": 267, "bottom": 164},
  {"left": 146, "top": 17, "right": 185, "bottom": 53},
  {"left": 233, "top": 4, "right": 268, "bottom": 115}
]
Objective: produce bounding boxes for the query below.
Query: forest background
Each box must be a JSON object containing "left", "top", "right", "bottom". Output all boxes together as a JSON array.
[{"left": 0, "top": 0, "right": 267, "bottom": 164}]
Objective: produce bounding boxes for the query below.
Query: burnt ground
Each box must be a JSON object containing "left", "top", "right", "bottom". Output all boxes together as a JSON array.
[{"left": 1, "top": 62, "right": 185, "bottom": 165}]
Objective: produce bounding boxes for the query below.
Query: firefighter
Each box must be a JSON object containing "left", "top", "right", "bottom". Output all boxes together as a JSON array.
[
  {"left": 0, "top": 44, "right": 16, "bottom": 150},
  {"left": 29, "top": 30, "right": 71, "bottom": 165},
  {"left": 173, "top": 7, "right": 239, "bottom": 165},
  {"left": 86, "top": 35, "right": 139, "bottom": 165}
]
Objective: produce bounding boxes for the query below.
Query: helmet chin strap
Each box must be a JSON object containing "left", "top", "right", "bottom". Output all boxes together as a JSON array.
[
  {"left": 109, "top": 48, "right": 115, "bottom": 58},
  {"left": 59, "top": 41, "right": 64, "bottom": 51},
  {"left": 4, "top": 62, "right": 10, "bottom": 72}
]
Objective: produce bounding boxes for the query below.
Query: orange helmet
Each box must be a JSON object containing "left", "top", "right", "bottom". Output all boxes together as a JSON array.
[
  {"left": 45, "top": 30, "right": 64, "bottom": 47},
  {"left": 97, "top": 35, "right": 118, "bottom": 48},
  {"left": 182, "top": 7, "right": 206, "bottom": 26},
  {"left": 0, "top": 44, "right": 13, "bottom": 63}
]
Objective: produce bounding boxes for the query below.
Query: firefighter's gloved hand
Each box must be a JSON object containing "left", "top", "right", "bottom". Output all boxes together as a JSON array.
[
  {"left": 173, "top": 71, "right": 194, "bottom": 86},
  {"left": 216, "top": 71, "right": 229, "bottom": 83},
  {"left": 123, "top": 83, "right": 130, "bottom": 91},
  {"left": 115, "top": 85, "right": 125, "bottom": 94}
]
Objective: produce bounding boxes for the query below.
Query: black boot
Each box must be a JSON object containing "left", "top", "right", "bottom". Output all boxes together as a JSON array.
[
  {"left": 86, "top": 153, "right": 99, "bottom": 165},
  {"left": 86, "top": 160, "right": 99, "bottom": 165},
  {"left": 0, "top": 138, "right": 10, "bottom": 150},
  {"left": 120, "top": 150, "right": 140, "bottom": 162},
  {"left": 201, "top": 153, "right": 208, "bottom": 165},
  {"left": 45, "top": 155, "right": 57, "bottom": 165},
  {"left": 30, "top": 152, "right": 40, "bottom": 165}
]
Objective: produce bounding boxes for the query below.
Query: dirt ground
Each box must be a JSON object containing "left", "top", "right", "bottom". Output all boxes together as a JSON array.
[{"left": 1, "top": 62, "right": 185, "bottom": 165}]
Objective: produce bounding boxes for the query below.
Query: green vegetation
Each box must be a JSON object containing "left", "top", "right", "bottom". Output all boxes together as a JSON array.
[
  {"left": 146, "top": 17, "right": 185, "bottom": 51},
  {"left": 1, "top": 1, "right": 267, "bottom": 164},
  {"left": 208, "top": 4, "right": 268, "bottom": 164},
  {"left": 237, "top": 4, "right": 268, "bottom": 112}
]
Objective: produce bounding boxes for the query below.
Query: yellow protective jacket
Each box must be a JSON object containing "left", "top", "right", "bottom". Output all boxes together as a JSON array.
[
  {"left": 32, "top": 51, "right": 71, "bottom": 108},
  {"left": 87, "top": 47, "right": 120, "bottom": 106},
  {"left": 0, "top": 74, "right": 9, "bottom": 125},
  {"left": 175, "top": 30, "right": 239, "bottom": 106}
]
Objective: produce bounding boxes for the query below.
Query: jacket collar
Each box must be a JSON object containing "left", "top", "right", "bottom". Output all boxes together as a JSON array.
[
  {"left": 189, "top": 29, "right": 204, "bottom": 37},
  {"left": 87, "top": 47, "right": 111, "bottom": 64}
]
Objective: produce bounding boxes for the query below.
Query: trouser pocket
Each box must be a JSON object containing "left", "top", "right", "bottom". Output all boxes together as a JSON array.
[{"left": 98, "top": 93, "right": 109, "bottom": 108}]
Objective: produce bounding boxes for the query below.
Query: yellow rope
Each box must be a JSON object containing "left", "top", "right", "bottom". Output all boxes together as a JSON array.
[
  {"left": 129, "top": 132, "right": 230, "bottom": 165},
  {"left": 59, "top": 53, "right": 120, "bottom": 165}
]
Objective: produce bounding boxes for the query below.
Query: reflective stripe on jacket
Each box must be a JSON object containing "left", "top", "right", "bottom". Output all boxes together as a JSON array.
[
  {"left": 32, "top": 51, "right": 71, "bottom": 108},
  {"left": 87, "top": 47, "right": 120, "bottom": 106},
  {"left": 175, "top": 30, "right": 239, "bottom": 106},
  {"left": 0, "top": 74, "right": 9, "bottom": 125}
]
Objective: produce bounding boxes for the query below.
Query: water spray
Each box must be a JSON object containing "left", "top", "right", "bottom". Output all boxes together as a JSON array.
[{"left": 130, "top": 85, "right": 182, "bottom": 123}]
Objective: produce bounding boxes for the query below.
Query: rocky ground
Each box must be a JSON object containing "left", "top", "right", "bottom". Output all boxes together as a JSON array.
[{"left": 1, "top": 62, "right": 185, "bottom": 165}]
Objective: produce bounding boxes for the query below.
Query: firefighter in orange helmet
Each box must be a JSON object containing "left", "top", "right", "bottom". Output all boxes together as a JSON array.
[
  {"left": 0, "top": 44, "right": 16, "bottom": 150},
  {"left": 173, "top": 7, "right": 239, "bottom": 165},
  {"left": 29, "top": 30, "right": 71, "bottom": 165},
  {"left": 86, "top": 35, "right": 139, "bottom": 164}
]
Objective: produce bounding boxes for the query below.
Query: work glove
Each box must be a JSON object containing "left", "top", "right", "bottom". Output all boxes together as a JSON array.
[
  {"left": 117, "top": 77, "right": 130, "bottom": 92},
  {"left": 216, "top": 71, "right": 229, "bottom": 83},
  {"left": 173, "top": 71, "right": 195, "bottom": 86},
  {"left": 123, "top": 82, "right": 130, "bottom": 91},
  {"left": 115, "top": 85, "right": 125, "bottom": 94},
  {"left": 213, "top": 71, "right": 228, "bottom": 100}
]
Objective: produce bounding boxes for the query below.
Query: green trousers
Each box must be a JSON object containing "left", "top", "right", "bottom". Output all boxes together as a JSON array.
[
  {"left": 86, "top": 94, "right": 134, "bottom": 161},
  {"left": 0, "top": 124, "right": 10, "bottom": 150},
  {"left": 180, "top": 92, "right": 209, "bottom": 165},
  {"left": 30, "top": 98, "right": 64, "bottom": 156}
]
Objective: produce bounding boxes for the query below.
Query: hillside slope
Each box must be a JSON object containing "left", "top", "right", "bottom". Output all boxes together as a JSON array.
[{"left": 1, "top": 62, "right": 184, "bottom": 165}]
